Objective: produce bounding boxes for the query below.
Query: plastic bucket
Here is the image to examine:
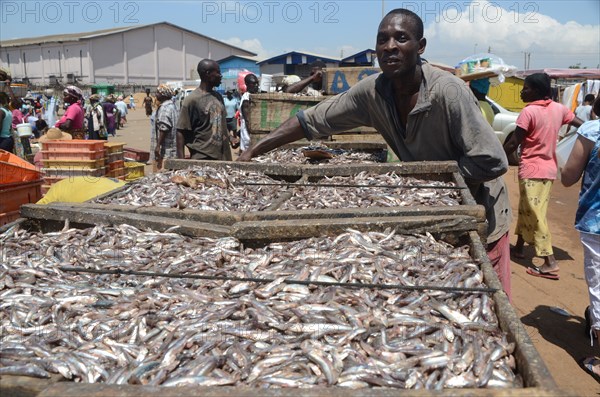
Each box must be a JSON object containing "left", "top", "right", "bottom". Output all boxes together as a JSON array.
[
  {"left": 259, "top": 74, "right": 273, "bottom": 92},
  {"left": 16, "top": 123, "right": 32, "bottom": 137}
]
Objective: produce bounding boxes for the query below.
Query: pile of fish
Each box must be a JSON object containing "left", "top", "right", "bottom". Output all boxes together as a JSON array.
[
  {"left": 94, "top": 166, "right": 286, "bottom": 211},
  {"left": 252, "top": 145, "right": 382, "bottom": 164},
  {"left": 0, "top": 223, "right": 520, "bottom": 389},
  {"left": 94, "top": 166, "right": 461, "bottom": 211},
  {"left": 278, "top": 172, "right": 461, "bottom": 210}
]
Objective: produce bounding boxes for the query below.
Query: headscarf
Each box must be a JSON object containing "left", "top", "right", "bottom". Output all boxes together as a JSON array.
[
  {"left": 524, "top": 73, "right": 552, "bottom": 100},
  {"left": 63, "top": 85, "right": 84, "bottom": 104},
  {"left": 106, "top": 94, "right": 116, "bottom": 103},
  {"left": 156, "top": 84, "right": 175, "bottom": 99},
  {"left": 89, "top": 94, "right": 100, "bottom": 102}
]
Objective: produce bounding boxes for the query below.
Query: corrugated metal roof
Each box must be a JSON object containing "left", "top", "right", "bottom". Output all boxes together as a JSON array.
[
  {"left": 258, "top": 51, "right": 340, "bottom": 65},
  {"left": 0, "top": 22, "right": 256, "bottom": 56}
]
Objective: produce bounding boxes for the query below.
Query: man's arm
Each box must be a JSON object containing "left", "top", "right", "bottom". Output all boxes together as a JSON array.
[
  {"left": 176, "top": 130, "right": 186, "bottom": 159},
  {"left": 561, "top": 134, "right": 594, "bottom": 187},
  {"left": 237, "top": 116, "right": 305, "bottom": 161},
  {"left": 283, "top": 71, "right": 322, "bottom": 94},
  {"left": 503, "top": 126, "right": 526, "bottom": 156}
]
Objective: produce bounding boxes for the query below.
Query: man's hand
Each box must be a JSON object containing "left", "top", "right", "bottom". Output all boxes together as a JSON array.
[
  {"left": 230, "top": 135, "right": 240, "bottom": 149},
  {"left": 237, "top": 150, "right": 254, "bottom": 162}
]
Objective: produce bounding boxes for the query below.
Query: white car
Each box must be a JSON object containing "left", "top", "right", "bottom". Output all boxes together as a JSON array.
[{"left": 485, "top": 97, "right": 521, "bottom": 165}]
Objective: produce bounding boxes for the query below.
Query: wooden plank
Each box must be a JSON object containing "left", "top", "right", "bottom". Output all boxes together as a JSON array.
[
  {"left": 163, "top": 159, "right": 304, "bottom": 178},
  {"left": 322, "top": 66, "right": 381, "bottom": 94},
  {"left": 37, "top": 382, "right": 568, "bottom": 397},
  {"left": 0, "top": 374, "right": 62, "bottom": 397},
  {"left": 231, "top": 215, "right": 481, "bottom": 242},
  {"left": 19, "top": 204, "right": 232, "bottom": 238}
]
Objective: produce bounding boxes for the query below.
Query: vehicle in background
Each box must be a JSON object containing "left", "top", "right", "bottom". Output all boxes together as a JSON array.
[{"left": 486, "top": 96, "right": 520, "bottom": 165}]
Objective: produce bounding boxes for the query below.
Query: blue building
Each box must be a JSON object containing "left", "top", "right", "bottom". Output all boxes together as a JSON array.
[
  {"left": 217, "top": 55, "right": 260, "bottom": 92},
  {"left": 340, "top": 49, "right": 378, "bottom": 67},
  {"left": 258, "top": 51, "right": 339, "bottom": 78}
]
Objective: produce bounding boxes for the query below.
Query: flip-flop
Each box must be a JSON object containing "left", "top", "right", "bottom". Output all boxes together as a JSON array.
[
  {"left": 580, "top": 357, "right": 600, "bottom": 383},
  {"left": 526, "top": 266, "right": 560, "bottom": 280}
]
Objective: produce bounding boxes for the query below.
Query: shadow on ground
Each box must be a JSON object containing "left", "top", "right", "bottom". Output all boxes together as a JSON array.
[{"left": 520, "top": 305, "right": 595, "bottom": 378}]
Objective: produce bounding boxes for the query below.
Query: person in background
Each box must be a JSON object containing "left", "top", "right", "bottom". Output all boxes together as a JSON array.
[
  {"left": 115, "top": 95, "right": 128, "bottom": 128},
  {"left": 566, "top": 94, "right": 596, "bottom": 136},
  {"left": 10, "top": 97, "right": 24, "bottom": 130},
  {"left": 283, "top": 60, "right": 325, "bottom": 96},
  {"left": 223, "top": 90, "right": 240, "bottom": 148},
  {"left": 102, "top": 94, "right": 118, "bottom": 137},
  {"left": 35, "top": 119, "right": 48, "bottom": 137},
  {"left": 504, "top": 73, "right": 583, "bottom": 279},
  {"left": 0, "top": 92, "right": 14, "bottom": 152},
  {"left": 129, "top": 94, "right": 136, "bottom": 110},
  {"left": 143, "top": 89, "right": 154, "bottom": 117},
  {"left": 42, "top": 89, "right": 59, "bottom": 128},
  {"left": 239, "top": 74, "right": 259, "bottom": 153},
  {"left": 55, "top": 86, "right": 86, "bottom": 140},
  {"left": 239, "top": 8, "right": 514, "bottom": 300},
  {"left": 176, "top": 59, "right": 235, "bottom": 160},
  {"left": 153, "top": 84, "right": 178, "bottom": 170},
  {"left": 86, "top": 94, "right": 107, "bottom": 140},
  {"left": 469, "top": 78, "right": 495, "bottom": 126},
  {"left": 560, "top": 96, "right": 600, "bottom": 382}
]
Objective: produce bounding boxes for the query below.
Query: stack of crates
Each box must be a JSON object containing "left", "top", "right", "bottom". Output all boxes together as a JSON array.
[
  {"left": 104, "top": 142, "right": 127, "bottom": 181},
  {"left": 40, "top": 141, "right": 106, "bottom": 194}
]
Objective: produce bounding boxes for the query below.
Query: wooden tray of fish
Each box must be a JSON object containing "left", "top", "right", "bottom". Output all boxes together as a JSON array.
[
  {"left": 251, "top": 141, "right": 389, "bottom": 164},
  {"left": 29, "top": 161, "right": 485, "bottom": 231},
  {"left": 0, "top": 215, "right": 560, "bottom": 396}
]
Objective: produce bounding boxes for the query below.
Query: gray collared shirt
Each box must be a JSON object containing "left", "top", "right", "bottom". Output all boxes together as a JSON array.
[{"left": 297, "top": 63, "right": 511, "bottom": 243}]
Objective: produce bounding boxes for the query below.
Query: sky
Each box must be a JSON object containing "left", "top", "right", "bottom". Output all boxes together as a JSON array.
[{"left": 1, "top": 0, "right": 599, "bottom": 70}]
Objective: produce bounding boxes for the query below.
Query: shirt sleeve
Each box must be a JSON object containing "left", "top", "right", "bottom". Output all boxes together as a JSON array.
[
  {"left": 446, "top": 86, "right": 509, "bottom": 183},
  {"left": 297, "top": 83, "right": 373, "bottom": 140},
  {"left": 176, "top": 100, "right": 191, "bottom": 132},
  {"left": 562, "top": 105, "right": 575, "bottom": 125},
  {"left": 516, "top": 107, "right": 532, "bottom": 131}
]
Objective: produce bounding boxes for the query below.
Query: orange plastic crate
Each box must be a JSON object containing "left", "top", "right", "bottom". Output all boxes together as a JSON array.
[
  {"left": 42, "top": 158, "right": 106, "bottom": 169},
  {"left": 40, "top": 150, "right": 105, "bottom": 161},
  {"left": 42, "top": 140, "right": 106, "bottom": 153},
  {"left": 107, "top": 167, "right": 127, "bottom": 178},
  {"left": 107, "top": 160, "right": 124, "bottom": 171},
  {"left": 0, "top": 210, "right": 21, "bottom": 226},
  {"left": 0, "top": 179, "right": 43, "bottom": 213}
]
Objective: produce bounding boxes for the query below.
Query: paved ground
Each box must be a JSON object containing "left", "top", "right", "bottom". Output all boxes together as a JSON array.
[{"left": 111, "top": 107, "right": 599, "bottom": 395}]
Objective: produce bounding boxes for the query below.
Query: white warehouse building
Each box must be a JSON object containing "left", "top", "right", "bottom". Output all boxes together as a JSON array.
[{"left": 0, "top": 22, "right": 256, "bottom": 86}]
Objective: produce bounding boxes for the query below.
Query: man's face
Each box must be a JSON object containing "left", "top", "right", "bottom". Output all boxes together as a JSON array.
[
  {"left": 246, "top": 77, "right": 259, "bottom": 93},
  {"left": 376, "top": 14, "right": 426, "bottom": 79},
  {"left": 205, "top": 63, "right": 223, "bottom": 87}
]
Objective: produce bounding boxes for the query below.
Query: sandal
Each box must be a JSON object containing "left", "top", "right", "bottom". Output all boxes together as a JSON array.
[
  {"left": 525, "top": 266, "right": 559, "bottom": 280},
  {"left": 580, "top": 357, "right": 600, "bottom": 383},
  {"left": 585, "top": 307, "right": 599, "bottom": 340}
]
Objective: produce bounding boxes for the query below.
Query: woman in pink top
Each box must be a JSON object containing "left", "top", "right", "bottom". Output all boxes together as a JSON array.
[
  {"left": 504, "top": 73, "right": 582, "bottom": 279},
  {"left": 55, "top": 86, "right": 85, "bottom": 139}
]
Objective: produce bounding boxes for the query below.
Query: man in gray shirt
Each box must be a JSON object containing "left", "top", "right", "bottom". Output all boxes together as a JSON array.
[
  {"left": 238, "top": 8, "right": 512, "bottom": 299},
  {"left": 177, "top": 59, "right": 233, "bottom": 160}
]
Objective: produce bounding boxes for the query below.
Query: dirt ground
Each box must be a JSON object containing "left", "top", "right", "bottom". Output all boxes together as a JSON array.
[{"left": 111, "top": 108, "right": 599, "bottom": 395}]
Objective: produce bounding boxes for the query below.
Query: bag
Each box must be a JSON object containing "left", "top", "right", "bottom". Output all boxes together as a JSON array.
[{"left": 556, "top": 132, "right": 578, "bottom": 170}]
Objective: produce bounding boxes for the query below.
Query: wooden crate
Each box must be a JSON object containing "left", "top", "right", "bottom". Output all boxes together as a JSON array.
[
  {"left": 35, "top": 160, "right": 486, "bottom": 237},
  {"left": 0, "top": 215, "right": 560, "bottom": 396},
  {"left": 322, "top": 66, "right": 381, "bottom": 94},
  {"left": 248, "top": 93, "right": 377, "bottom": 137}
]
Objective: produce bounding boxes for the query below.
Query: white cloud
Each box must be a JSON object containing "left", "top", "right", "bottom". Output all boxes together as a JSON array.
[
  {"left": 221, "top": 37, "right": 271, "bottom": 60},
  {"left": 424, "top": 0, "right": 600, "bottom": 68}
]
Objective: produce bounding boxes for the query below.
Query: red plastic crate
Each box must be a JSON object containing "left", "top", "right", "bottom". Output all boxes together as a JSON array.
[
  {"left": 40, "top": 150, "right": 105, "bottom": 161},
  {"left": 42, "top": 167, "right": 106, "bottom": 178},
  {"left": 124, "top": 147, "right": 150, "bottom": 163},
  {"left": 0, "top": 179, "right": 43, "bottom": 213},
  {"left": 42, "top": 140, "right": 106, "bottom": 153},
  {"left": 0, "top": 210, "right": 21, "bottom": 226},
  {"left": 107, "top": 160, "right": 124, "bottom": 171}
]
